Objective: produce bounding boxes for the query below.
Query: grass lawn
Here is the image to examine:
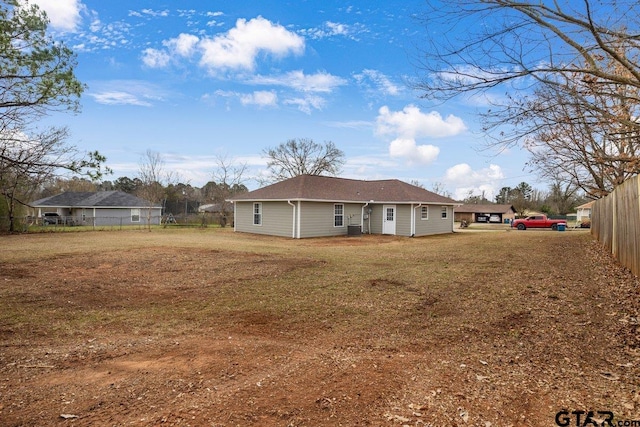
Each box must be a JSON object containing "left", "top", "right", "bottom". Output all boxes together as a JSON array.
[{"left": 0, "top": 228, "right": 638, "bottom": 426}]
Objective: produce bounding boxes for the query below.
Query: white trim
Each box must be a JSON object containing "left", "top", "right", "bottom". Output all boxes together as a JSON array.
[
  {"left": 131, "top": 208, "right": 141, "bottom": 222},
  {"left": 420, "top": 205, "right": 429, "bottom": 220},
  {"left": 253, "top": 202, "right": 262, "bottom": 226},
  {"left": 296, "top": 201, "right": 301, "bottom": 238},
  {"left": 382, "top": 205, "right": 396, "bottom": 235},
  {"left": 334, "top": 203, "right": 345, "bottom": 227},
  {"left": 440, "top": 206, "right": 448, "bottom": 219}
]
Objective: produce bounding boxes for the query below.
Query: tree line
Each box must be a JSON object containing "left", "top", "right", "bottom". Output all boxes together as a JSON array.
[
  {"left": 3, "top": 1, "right": 639, "bottom": 231},
  {"left": 461, "top": 181, "right": 588, "bottom": 217}
]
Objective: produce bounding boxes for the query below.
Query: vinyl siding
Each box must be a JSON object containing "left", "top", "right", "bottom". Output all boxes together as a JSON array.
[
  {"left": 299, "top": 202, "right": 363, "bottom": 238},
  {"left": 88, "top": 208, "right": 161, "bottom": 226},
  {"left": 234, "top": 201, "right": 455, "bottom": 238},
  {"left": 414, "top": 205, "right": 454, "bottom": 236},
  {"left": 234, "top": 201, "right": 294, "bottom": 237},
  {"left": 395, "top": 205, "right": 411, "bottom": 236}
]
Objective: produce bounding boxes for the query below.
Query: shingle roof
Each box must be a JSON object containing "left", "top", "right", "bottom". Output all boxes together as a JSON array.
[
  {"left": 230, "top": 174, "right": 458, "bottom": 204},
  {"left": 576, "top": 200, "right": 595, "bottom": 209},
  {"left": 454, "top": 204, "right": 516, "bottom": 214},
  {"left": 30, "top": 191, "right": 160, "bottom": 208}
]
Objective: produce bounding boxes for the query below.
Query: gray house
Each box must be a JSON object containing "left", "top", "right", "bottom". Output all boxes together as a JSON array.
[
  {"left": 229, "top": 175, "right": 459, "bottom": 238},
  {"left": 30, "top": 191, "right": 162, "bottom": 226}
]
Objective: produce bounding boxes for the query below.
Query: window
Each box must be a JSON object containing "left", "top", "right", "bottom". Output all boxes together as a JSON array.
[
  {"left": 253, "top": 203, "right": 262, "bottom": 226},
  {"left": 334, "top": 204, "right": 344, "bottom": 227},
  {"left": 131, "top": 208, "right": 140, "bottom": 222},
  {"left": 421, "top": 206, "right": 429, "bottom": 220},
  {"left": 441, "top": 206, "right": 448, "bottom": 219}
]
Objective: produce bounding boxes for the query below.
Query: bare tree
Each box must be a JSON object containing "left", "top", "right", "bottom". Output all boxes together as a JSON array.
[
  {"left": 262, "top": 138, "right": 345, "bottom": 183},
  {"left": 430, "top": 181, "right": 452, "bottom": 198},
  {"left": 417, "top": 1, "right": 640, "bottom": 105},
  {"left": 522, "top": 52, "right": 640, "bottom": 198},
  {"left": 137, "top": 150, "right": 174, "bottom": 230},
  {"left": 210, "top": 154, "right": 248, "bottom": 227},
  {"left": 415, "top": 1, "right": 640, "bottom": 191}
]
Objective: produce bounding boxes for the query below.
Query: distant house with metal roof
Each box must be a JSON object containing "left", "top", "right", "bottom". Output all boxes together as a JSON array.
[
  {"left": 229, "top": 174, "right": 459, "bottom": 238},
  {"left": 30, "top": 191, "right": 162, "bottom": 226},
  {"left": 454, "top": 204, "right": 517, "bottom": 224}
]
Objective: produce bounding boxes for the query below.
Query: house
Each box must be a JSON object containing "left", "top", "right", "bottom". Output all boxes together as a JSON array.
[
  {"left": 229, "top": 174, "right": 459, "bottom": 238},
  {"left": 30, "top": 191, "right": 162, "bottom": 226},
  {"left": 575, "top": 200, "right": 595, "bottom": 222},
  {"left": 454, "top": 204, "right": 517, "bottom": 224}
]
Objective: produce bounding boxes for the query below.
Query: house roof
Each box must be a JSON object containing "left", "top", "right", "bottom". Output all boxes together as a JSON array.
[
  {"left": 198, "top": 203, "right": 224, "bottom": 213},
  {"left": 230, "top": 174, "right": 459, "bottom": 204},
  {"left": 30, "top": 191, "right": 160, "bottom": 208},
  {"left": 454, "top": 204, "right": 516, "bottom": 214},
  {"left": 576, "top": 200, "right": 595, "bottom": 209}
]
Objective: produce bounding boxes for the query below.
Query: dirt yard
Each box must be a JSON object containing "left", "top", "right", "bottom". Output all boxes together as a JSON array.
[{"left": 0, "top": 228, "right": 638, "bottom": 426}]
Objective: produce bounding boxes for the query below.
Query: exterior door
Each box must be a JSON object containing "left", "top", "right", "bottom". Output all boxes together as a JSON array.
[{"left": 382, "top": 205, "right": 396, "bottom": 235}]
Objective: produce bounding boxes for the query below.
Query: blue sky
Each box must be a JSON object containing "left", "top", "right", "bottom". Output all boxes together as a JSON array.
[{"left": 32, "top": 0, "right": 537, "bottom": 199}]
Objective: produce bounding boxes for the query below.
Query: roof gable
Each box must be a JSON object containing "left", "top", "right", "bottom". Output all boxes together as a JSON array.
[
  {"left": 576, "top": 200, "right": 595, "bottom": 209},
  {"left": 454, "top": 204, "right": 516, "bottom": 214},
  {"left": 230, "top": 175, "right": 458, "bottom": 204},
  {"left": 30, "top": 191, "right": 159, "bottom": 208}
]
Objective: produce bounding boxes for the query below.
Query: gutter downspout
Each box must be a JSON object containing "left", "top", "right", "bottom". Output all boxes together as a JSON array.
[
  {"left": 412, "top": 203, "right": 423, "bottom": 237},
  {"left": 287, "top": 200, "right": 296, "bottom": 238},
  {"left": 232, "top": 202, "right": 236, "bottom": 232},
  {"left": 361, "top": 202, "right": 370, "bottom": 234}
]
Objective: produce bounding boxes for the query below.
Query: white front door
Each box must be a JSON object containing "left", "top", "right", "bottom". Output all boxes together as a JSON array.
[{"left": 382, "top": 205, "right": 396, "bottom": 235}]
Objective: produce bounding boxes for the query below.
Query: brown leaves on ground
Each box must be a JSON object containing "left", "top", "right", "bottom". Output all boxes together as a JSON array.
[{"left": 0, "top": 229, "right": 638, "bottom": 426}]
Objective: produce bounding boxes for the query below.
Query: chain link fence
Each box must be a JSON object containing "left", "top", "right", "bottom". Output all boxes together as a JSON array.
[{"left": 1, "top": 214, "right": 226, "bottom": 232}]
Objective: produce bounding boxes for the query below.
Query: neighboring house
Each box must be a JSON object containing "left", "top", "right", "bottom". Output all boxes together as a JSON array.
[
  {"left": 198, "top": 203, "right": 224, "bottom": 214},
  {"left": 454, "top": 204, "right": 517, "bottom": 224},
  {"left": 575, "top": 200, "right": 595, "bottom": 222},
  {"left": 229, "top": 174, "right": 459, "bottom": 239},
  {"left": 198, "top": 202, "right": 233, "bottom": 226},
  {"left": 30, "top": 191, "right": 162, "bottom": 226}
]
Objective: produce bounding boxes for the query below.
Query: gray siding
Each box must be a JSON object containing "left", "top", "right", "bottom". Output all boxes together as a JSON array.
[
  {"left": 414, "top": 205, "right": 453, "bottom": 236},
  {"left": 234, "top": 201, "right": 454, "bottom": 238},
  {"left": 368, "top": 205, "right": 383, "bottom": 234},
  {"left": 72, "top": 207, "right": 161, "bottom": 226},
  {"left": 396, "top": 205, "right": 411, "bottom": 236},
  {"left": 298, "top": 202, "right": 363, "bottom": 238},
  {"left": 235, "top": 201, "right": 294, "bottom": 238}
]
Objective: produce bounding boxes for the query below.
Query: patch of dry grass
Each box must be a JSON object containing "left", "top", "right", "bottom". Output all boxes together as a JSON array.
[{"left": 1, "top": 228, "right": 639, "bottom": 426}]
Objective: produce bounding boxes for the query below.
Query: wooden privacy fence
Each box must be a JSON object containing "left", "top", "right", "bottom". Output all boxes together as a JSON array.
[{"left": 592, "top": 175, "right": 640, "bottom": 277}]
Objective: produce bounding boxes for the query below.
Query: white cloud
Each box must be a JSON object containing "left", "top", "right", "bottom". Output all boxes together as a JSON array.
[
  {"left": 247, "top": 70, "right": 347, "bottom": 93},
  {"left": 141, "top": 48, "right": 171, "bottom": 68},
  {"left": 30, "top": 0, "right": 84, "bottom": 32},
  {"left": 240, "top": 91, "right": 278, "bottom": 107},
  {"left": 163, "top": 33, "right": 199, "bottom": 57},
  {"left": 88, "top": 80, "right": 166, "bottom": 107},
  {"left": 375, "top": 105, "right": 466, "bottom": 165},
  {"left": 443, "top": 163, "right": 505, "bottom": 201},
  {"left": 376, "top": 105, "right": 466, "bottom": 139},
  {"left": 141, "top": 17, "right": 305, "bottom": 73},
  {"left": 198, "top": 16, "right": 304, "bottom": 71},
  {"left": 301, "top": 21, "right": 366, "bottom": 40},
  {"left": 89, "top": 91, "right": 152, "bottom": 107},
  {"left": 388, "top": 138, "right": 440, "bottom": 165},
  {"left": 129, "top": 8, "right": 169, "bottom": 18},
  {"left": 283, "top": 95, "right": 326, "bottom": 114},
  {"left": 354, "top": 69, "right": 400, "bottom": 96}
]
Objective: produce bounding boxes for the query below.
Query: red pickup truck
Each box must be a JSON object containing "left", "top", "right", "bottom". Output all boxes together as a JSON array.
[{"left": 511, "top": 215, "right": 567, "bottom": 230}]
